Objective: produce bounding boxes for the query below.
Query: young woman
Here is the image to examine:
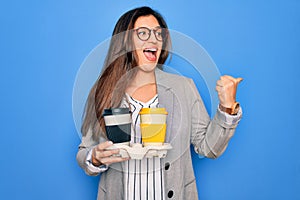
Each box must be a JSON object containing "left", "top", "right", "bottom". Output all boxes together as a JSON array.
[{"left": 77, "top": 6, "right": 242, "bottom": 200}]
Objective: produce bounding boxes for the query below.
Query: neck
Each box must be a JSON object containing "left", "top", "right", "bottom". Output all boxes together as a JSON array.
[
  {"left": 132, "top": 68, "right": 156, "bottom": 87},
  {"left": 126, "top": 67, "right": 156, "bottom": 96}
]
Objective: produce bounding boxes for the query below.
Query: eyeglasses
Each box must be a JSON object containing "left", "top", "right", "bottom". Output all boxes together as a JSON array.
[{"left": 134, "top": 27, "right": 166, "bottom": 42}]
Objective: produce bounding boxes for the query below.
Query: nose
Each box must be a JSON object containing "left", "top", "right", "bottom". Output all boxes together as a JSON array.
[{"left": 148, "top": 30, "right": 158, "bottom": 43}]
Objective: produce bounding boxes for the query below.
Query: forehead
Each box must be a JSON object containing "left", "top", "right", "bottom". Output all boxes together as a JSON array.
[{"left": 134, "top": 15, "right": 160, "bottom": 29}]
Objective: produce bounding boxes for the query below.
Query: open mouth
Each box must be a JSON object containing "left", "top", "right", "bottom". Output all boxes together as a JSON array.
[{"left": 143, "top": 48, "right": 158, "bottom": 62}]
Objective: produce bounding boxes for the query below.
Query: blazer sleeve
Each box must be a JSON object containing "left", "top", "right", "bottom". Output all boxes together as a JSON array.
[{"left": 187, "top": 78, "right": 242, "bottom": 159}]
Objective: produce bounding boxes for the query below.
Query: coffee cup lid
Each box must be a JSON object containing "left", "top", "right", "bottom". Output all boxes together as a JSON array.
[
  {"left": 139, "top": 108, "right": 168, "bottom": 115},
  {"left": 102, "top": 108, "right": 130, "bottom": 116}
]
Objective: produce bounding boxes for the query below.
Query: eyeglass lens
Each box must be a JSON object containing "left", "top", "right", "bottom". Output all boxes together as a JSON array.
[{"left": 136, "top": 27, "right": 164, "bottom": 41}]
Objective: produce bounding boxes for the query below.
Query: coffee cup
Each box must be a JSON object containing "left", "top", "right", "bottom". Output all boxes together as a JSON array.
[
  {"left": 103, "top": 108, "right": 131, "bottom": 144},
  {"left": 139, "top": 108, "right": 168, "bottom": 146}
]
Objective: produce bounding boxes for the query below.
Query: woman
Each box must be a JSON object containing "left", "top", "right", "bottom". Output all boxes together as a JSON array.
[{"left": 77, "top": 6, "right": 242, "bottom": 200}]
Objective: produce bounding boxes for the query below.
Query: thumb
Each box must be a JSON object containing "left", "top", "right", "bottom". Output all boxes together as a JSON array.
[{"left": 235, "top": 77, "right": 243, "bottom": 85}]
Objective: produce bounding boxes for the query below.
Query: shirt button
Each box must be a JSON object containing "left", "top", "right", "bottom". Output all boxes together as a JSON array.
[
  {"left": 165, "top": 162, "right": 170, "bottom": 170},
  {"left": 167, "top": 190, "right": 174, "bottom": 198}
]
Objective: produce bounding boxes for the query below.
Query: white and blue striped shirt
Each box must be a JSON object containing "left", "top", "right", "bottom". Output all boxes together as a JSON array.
[{"left": 122, "top": 94, "right": 165, "bottom": 200}]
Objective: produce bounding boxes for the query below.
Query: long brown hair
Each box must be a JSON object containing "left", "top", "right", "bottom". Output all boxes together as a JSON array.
[{"left": 81, "top": 6, "right": 172, "bottom": 140}]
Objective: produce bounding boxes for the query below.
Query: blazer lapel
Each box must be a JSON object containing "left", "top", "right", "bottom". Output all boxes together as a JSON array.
[{"left": 155, "top": 69, "right": 174, "bottom": 143}]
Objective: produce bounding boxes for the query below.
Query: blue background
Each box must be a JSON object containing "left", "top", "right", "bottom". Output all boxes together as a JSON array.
[{"left": 1, "top": 0, "right": 299, "bottom": 199}]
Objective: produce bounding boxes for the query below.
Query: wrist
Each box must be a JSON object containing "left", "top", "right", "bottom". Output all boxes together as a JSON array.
[
  {"left": 91, "top": 149, "right": 102, "bottom": 167},
  {"left": 219, "top": 102, "right": 240, "bottom": 115}
]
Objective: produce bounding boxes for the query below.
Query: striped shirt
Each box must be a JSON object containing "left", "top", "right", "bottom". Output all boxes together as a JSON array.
[{"left": 121, "top": 94, "right": 165, "bottom": 200}]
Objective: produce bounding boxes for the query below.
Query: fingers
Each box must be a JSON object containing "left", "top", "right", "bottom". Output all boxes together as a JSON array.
[
  {"left": 97, "top": 141, "right": 114, "bottom": 150},
  {"left": 92, "top": 141, "right": 129, "bottom": 166},
  {"left": 216, "top": 80, "right": 223, "bottom": 87},
  {"left": 96, "top": 141, "right": 121, "bottom": 157},
  {"left": 97, "top": 148, "right": 129, "bottom": 165},
  {"left": 96, "top": 148, "right": 120, "bottom": 158},
  {"left": 99, "top": 156, "right": 129, "bottom": 166},
  {"left": 215, "top": 85, "right": 221, "bottom": 92}
]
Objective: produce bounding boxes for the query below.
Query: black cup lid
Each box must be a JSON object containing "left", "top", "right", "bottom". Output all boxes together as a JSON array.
[{"left": 102, "top": 108, "right": 130, "bottom": 116}]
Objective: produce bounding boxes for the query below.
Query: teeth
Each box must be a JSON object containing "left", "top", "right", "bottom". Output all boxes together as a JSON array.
[{"left": 144, "top": 48, "right": 157, "bottom": 52}]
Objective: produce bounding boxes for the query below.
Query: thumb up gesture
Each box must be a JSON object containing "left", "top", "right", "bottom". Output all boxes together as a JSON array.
[{"left": 216, "top": 75, "right": 243, "bottom": 109}]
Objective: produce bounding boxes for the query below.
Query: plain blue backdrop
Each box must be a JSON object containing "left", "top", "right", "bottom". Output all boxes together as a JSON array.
[{"left": 1, "top": 0, "right": 299, "bottom": 200}]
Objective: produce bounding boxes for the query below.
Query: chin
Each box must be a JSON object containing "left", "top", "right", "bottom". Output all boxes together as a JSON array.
[{"left": 137, "top": 62, "right": 157, "bottom": 72}]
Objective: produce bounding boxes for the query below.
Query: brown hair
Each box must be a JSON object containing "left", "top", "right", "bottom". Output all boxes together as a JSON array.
[{"left": 81, "top": 6, "right": 171, "bottom": 140}]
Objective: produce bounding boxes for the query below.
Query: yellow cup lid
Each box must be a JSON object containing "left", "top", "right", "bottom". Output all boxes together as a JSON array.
[{"left": 139, "top": 108, "right": 168, "bottom": 115}]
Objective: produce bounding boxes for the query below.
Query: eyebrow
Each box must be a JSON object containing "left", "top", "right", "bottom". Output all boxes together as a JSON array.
[{"left": 135, "top": 25, "right": 162, "bottom": 29}]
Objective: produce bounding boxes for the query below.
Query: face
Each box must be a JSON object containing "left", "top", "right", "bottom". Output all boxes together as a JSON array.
[{"left": 133, "top": 15, "right": 163, "bottom": 72}]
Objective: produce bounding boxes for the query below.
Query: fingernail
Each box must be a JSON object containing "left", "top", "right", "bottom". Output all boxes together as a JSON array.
[{"left": 108, "top": 141, "right": 113, "bottom": 144}]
